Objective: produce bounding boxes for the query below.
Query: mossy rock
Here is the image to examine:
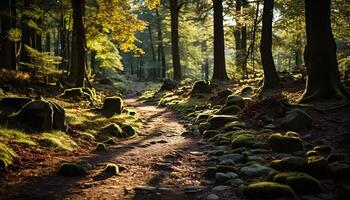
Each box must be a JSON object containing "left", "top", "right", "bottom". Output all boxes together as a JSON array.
[
  {"left": 60, "top": 88, "right": 92, "bottom": 100},
  {"left": 226, "top": 95, "right": 245, "bottom": 108},
  {"left": 101, "top": 97, "right": 123, "bottom": 116},
  {"left": 231, "top": 134, "right": 257, "bottom": 148},
  {"left": 268, "top": 133, "right": 303, "bottom": 153},
  {"left": 281, "top": 109, "right": 312, "bottom": 131},
  {"left": 241, "top": 182, "right": 296, "bottom": 199},
  {"left": 224, "top": 121, "right": 245, "bottom": 132},
  {"left": 159, "top": 79, "right": 177, "bottom": 91},
  {"left": 59, "top": 163, "right": 88, "bottom": 177},
  {"left": 306, "top": 150, "right": 319, "bottom": 157},
  {"left": 100, "top": 123, "right": 125, "bottom": 138},
  {"left": 204, "top": 167, "right": 218, "bottom": 179},
  {"left": 216, "top": 165, "right": 238, "bottom": 173},
  {"left": 240, "top": 86, "right": 254, "bottom": 95},
  {"left": 96, "top": 143, "right": 107, "bottom": 152},
  {"left": 270, "top": 156, "right": 308, "bottom": 172},
  {"left": 217, "top": 88, "right": 233, "bottom": 98},
  {"left": 329, "top": 162, "right": 350, "bottom": 179},
  {"left": 208, "top": 115, "right": 238, "bottom": 129},
  {"left": 307, "top": 156, "right": 329, "bottom": 177},
  {"left": 203, "top": 130, "right": 220, "bottom": 139},
  {"left": 314, "top": 145, "right": 332, "bottom": 155},
  {"left": 273, "top": 172, "right": 322, "bottom": 194},
  {"left": 285, "top": 131, "right": 300, "bottom": 138},
  {"left": 103, "top": 163, "right": 119, "bottom": 175},
  {"left": 190, "top": 80, "right": 212, "bottom": 95},
  {"left": 0, "top": 97, "right": 33, "bottom": 111},
  {"left": 198, "top": 122, "right": 210, "bottom": 133},
  {"left": 218, "top": 105, "right": 241, "bottom": 115},
  {"left": 196, "top": 113, "right": 211, "bottom": 122},
  {"left": 121, "top": 124, "right": 136, "bottom": 137}
]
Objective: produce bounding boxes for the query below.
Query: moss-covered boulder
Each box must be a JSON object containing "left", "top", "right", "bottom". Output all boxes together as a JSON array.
[
  {"left": 231, "top": 134, "right": 257, "bottom": 148},
  {"left": 100, "top": 123, "right": 124, "bottom": 138},
  {"left": 216, "top": 165, "right": 238, "bottom": 173},
  {"left": 208, "top": 115, "right": 238, "bottom": 129},
  {"left": 224, "top": 121, "right": 245, "bottom": 132},
  {"left": 306, "top": 150, "right": 319, "bottom": 157},
  {"left": 103, "top": 163, "right": 119, "bottom": 175},
  {"left": 241, "top": 182, "right": 296, "bottom": 199},
  {"left": 203, "top": 130, "right": 220, "bottom": 139},
  {"left": 121, "top": 124, "right": 136, "bottom": 137},
  {"left": 96, "top": 143, "right": 107, "bottom": 152},
  {"left": 273, "top": 172, "right": 322, "bottom": 194},
  {"left": 281, "top": 109, "right": 312, "bottom": 131},
  {"left": 190, "top": 80, "right": 212, "bottom": 95},
  {"left": 226, "top": 95, "right": 244, "bottom": 108},
  {"left": 270, "top": 156, "right": 307, "bottom": 172},
  {"left": 0, "top": 97, "right": 32, "bottom": 111},
  {"left": 218, "top": 88, "right": 233, "bottom": 98},
  {"left": 218, "top": 105, "right": 241, "bottom": 115},
  {"left": 16, "top": 100, "right": 66, "bottom": 132},
  {"left": 60, "top": 88, "right": 92, "bottom": 100},
  {"left": 101, "top": 97, "right": 123, "bottom": 116},
  {"left": 329, "top": 162, "right": 350, "bottom": 179},
  {"left": 59, "top": 163, "right": 88, "bottom": 177},
  {"left": 314, "top": 145, "right": 332, "bottom": 155},
  {"left": 159, "top": 79, "right": 177, "bottom": 91},
  {"left": 268, "top": 133, "right": 303, "bottom": 153},
  {"left": 198, "top": 122, "right": 210, "bottom": 133},
  {"left": 307, "top": 156, "right": 329, "bottom": 177}
]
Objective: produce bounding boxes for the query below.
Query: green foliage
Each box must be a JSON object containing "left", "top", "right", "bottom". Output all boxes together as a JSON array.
[
  {"left": 0, "top": 142, "right": 17, "bottom": 168},
  {"left": 39, "top": 131, "right": 77, "bottom": 151},
  {"left": 22, "top": 45, "right": 62, "bottom": 77}
]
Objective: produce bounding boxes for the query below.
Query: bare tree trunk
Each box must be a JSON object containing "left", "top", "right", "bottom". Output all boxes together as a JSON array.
[
  {"left": 300, "top": 0, "right": 349, "bottom": 103},
  {"left": 156, "top": 9, "right": 166, "bottom": 78},
  {"left": 260, "top": 0, "right": 280, "bottom": 89},
  {"left": 148, "top": 25, "right": 157, "bottom": 79},
  {"left": 71, "top": 0, "right": 86, "bottom": 87},
  {"left": 0, "top": 0, "right": 13, "bottom": 69},
  {"left": 21, "top": 0, "right": 31, "bottom": 64},
  {"left": 169, "top": 0, "right": 182, "bottom": 80},
  {"left": 212, "top": 0, "right": 228, "bottom": 80}
]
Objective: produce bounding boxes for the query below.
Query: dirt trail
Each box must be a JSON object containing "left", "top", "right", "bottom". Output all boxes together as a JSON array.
[{"left": 0, "top": 82, "right": 210, "bottom": 200}]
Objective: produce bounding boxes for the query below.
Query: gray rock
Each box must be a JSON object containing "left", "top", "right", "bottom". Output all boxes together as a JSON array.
[
  {"left": 219, "top": 159, "right": 235, "bottom": 166},
  {"left": 215, "top": 172, "right": 230, "bottom": 184},
  {"left": 212, "top": 185, "right": 231, "bottom": 191},
  {"left": 226, "top": 172, "right": 239, "bottom": 179},
  {"left": 229, "top": 178, "right": 244, "bottom": 186},
  {"left": 281, "top": 109, "right": 312, "bottom": 131},
  {"left": 135, "top": 186, "right": 157, "bottom": 191},
  {"left": 240, "top": 164, "right": 272, "bottom": 178},
  {"left": 247, "top": 155, "right": 264, "bottom": 162},
  {"left": 217, "top": 153, "right": 243, "bottom": 162},
  {"left": 207, "top": 194, "right": 219, "bottom": 200}
]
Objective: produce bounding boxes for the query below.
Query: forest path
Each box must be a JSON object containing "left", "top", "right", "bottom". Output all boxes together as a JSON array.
[{"left": 0, "top": 82, "right": 211, "bottom": 200}]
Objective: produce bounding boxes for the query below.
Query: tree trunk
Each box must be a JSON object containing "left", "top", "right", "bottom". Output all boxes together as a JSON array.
[
  {"left": 156, "top": 9, "right": 166, "bottom": 78},
  {"left": 46, "top": 32, "right": 51, "bottom": 52},
  {"left": 212, "top": 0, "right": 228, "bottom": 80},
  {"left": 148, "top": 25, "right": 157, "bottom": 79},
  {"left": 260, "top": 0, "right": 279, "bottom": 89},
  {"left": 0, "top": 0, "right": 13, "bottom": 69},
  {"left": 241, "top": 0, "right": 248, "bottom": 78},
  {"left": 90, "top": 50, "right": 96, "bottom": 74},
  {"left": 21, "top": 0, "right": 31, "bottom": 64},
  {"left": 169, "top": 0, "right": 182, "bottom": 80},
  {"left": 234, "top": 0, "right": 242, "bottom": 71},
  {"left": 71, "top": 0, "right": 86, "bottom": 87},
  {"left": 300, "top": 0, "right": 349, "bottom": 103}
]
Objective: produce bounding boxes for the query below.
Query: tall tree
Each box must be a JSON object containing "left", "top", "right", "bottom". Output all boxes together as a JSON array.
[
  {"left": 71, "top": 0, "right": 86, "bottom": 87},
  {"left": 0, "top": 0, "right": 14, "bottom": 69},
  {"left": 212, "top": 0, "right": 228, "bottom": 80},
  {"left": 155, "top": 8, "right": 166, "bottom": 78},
  {"left": 169, "top": 0, "right": 182, "bottom": 80},
  {"left": 260, "top": 0, "right": 279, "bottom": 89},
  {"left": 300, "top": 0, "right": 349, "bottom": 103}
]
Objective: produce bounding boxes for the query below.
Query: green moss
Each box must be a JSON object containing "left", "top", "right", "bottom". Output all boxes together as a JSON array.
[
  {"left": 273, "top": 172, "right": 322, "bottom": 194},
  {"left": 270, "top": 156, "right": 307, "bottom": 171},
  {"left": 268, "top": 133, "right": 304, "bottom": 153},
  {"left": 224, "top": 121, "right": 245, "bottom": 131},
  {"left": 314, "top": 145, "right": 332, "bottom": 155},
  {"left": 242, "top": 182, "right": 296, "bottom": 199},
  {"left": 218, "top": 105, "right": 241, "bottom": 115},
  {"left": 0, "top": 142, "right": 17, "bottom": 168},
  {"left": 104, "top": 163, "right": 119, "bottom": 175},
  {"left": 231, "top": 134, "right": 257, "bottom": 148},
  {"left": 39, "top": 132, "right": 77, "bottom": 151},
  {"left": 285, "top": 131, "right": 300, "bottom": 138},
  {"left": 208, "top": 115, "right": 238, "bottom": 129},
  {"left": 59, "top": 163, "right": 88, "bottom": 176},
  {"left": 0, "top": 128, "right": 36, "bottom": 146}
]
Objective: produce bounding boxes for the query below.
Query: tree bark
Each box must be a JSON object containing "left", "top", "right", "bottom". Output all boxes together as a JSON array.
[
  {"left": 212, "top": 0, "right": 228, "bottom": 80},
  {"left": 260, "top": 0, "right": 279, "bottom": 89},
  {"left": 300, "top": 0, "right": 349, "bottom": 103},
  {"left": 71, "top": 0, "right": 86, "bottom": 87},
  {"left": 148, "top": 25, "right": 157, "bottom": 79},
  {"left": 21, "top": 0, "right": 31, "bottom": 64},
  {"left": 169, "top": 0, "right": 182, "bottom": 80},
  {"left": 46, "top": 32, "right": 51, "bottom": 52},
  {"left": 234, "top": 0, "right": 242, "bottom": 71},
  {"left": 241, "top": 0, "right": 248, "bottom": 78},
  {"left": 156, "top": 8, "right": 166, "bottom": 78},
  {"left": 0, "top": 0, "right": 13, "bottom": 69}
]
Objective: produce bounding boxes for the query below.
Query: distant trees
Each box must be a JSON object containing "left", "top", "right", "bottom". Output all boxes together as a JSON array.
[
  {"left": 0, "top": 0, "right": 16, "bottom": 70},
  {"left": 260, "top": 0, "right": 280, "bottom": 90},
  {"left": 212, "top": 0, "right": 228, "bottom": 80},
  {"left": 300, "top": 0, "right": 349, "bottom": 103}
]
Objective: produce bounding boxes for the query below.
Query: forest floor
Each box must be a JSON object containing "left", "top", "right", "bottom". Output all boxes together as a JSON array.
[{"left": 0, "top": 82, "right": 223, "bottom": 200}]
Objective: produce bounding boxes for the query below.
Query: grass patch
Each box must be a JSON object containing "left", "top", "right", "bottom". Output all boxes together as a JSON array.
[
  {"left": 0, "top": 128, "right": 36, "bottom": 146},
  {"left": 39, "top": 131, "right": 77, "bottom": 151},
  {"left": 139, "top": 82, "right": 162, "bottom": 101},
  {"left": 0, "top": 142, "right": 17, "bottom": 168}
]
